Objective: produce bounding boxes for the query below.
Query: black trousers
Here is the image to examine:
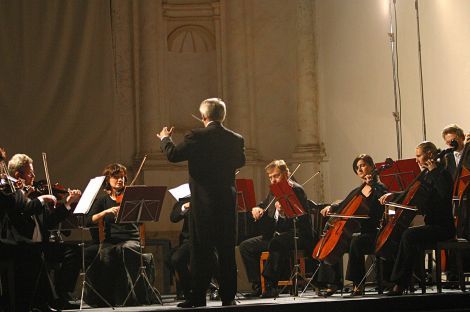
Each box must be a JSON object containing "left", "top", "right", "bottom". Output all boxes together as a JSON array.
[
  {"left": 391, "top": 225, "right": 454, "bottom": 287},
  {"left": 239, "top": 231, "right": 302, "bottom": 286},
  {"left": 85, "top": 240, "right": 141, "bottom": 306},
  {"left": 168, "top": 241, "right": 191, "bottom": 297},
  {"left": 346, "top": 232, "right": 376, "bottom": 286},
  {"left": 189, "top": 185, "right": 237, "bottom": 303},
  {"left": 43, "top": 242, "right": 81, "bottom": 298},
  {"left": 168, "top": 240, "right": 220, "bottom": 298}
]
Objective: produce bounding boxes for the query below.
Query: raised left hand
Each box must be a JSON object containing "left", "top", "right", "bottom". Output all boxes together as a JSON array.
[{"left": 156, "top": 126, "right": 174, "bottom": 140}]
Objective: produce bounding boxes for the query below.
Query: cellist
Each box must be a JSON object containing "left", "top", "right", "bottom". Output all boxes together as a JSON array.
[
  {"left": 315, "top": 154, "right": 388, "bottom": 296},
  {"left": 380, "top": 141, "right": 456, "bottom": 296}
]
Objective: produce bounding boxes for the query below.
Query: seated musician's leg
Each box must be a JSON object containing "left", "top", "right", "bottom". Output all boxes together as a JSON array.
[
  {"left": 346, "top": 232, "right": 375, "bottom": 294},
  {"left": 169, "top": 242, "right": 191, "bottom": 300},
  {"left": 52, "top": 243, "right": 81, "bottom": 306},
  {"left": 260, "top": 233, "right": 291, "bottom": 298},
  {"left": 316, "top": 262, "right": 342, "bottom": 297},
  {"left": 239, "top": 235, "right": 268, "bottom": 297}
]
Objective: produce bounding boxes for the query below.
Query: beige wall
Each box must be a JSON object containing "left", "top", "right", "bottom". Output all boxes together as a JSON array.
[{"left": 317, "top": 0, "right": 470, "bottom": 201}]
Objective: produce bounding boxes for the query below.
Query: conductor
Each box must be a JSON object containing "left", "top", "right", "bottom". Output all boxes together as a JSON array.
[{"left": 157, "top": 98, "right": 246, "bottom": 307}]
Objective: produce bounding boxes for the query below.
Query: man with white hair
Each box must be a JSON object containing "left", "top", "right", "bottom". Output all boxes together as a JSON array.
[{"left": 157, "top": 98, "right": 245, "bottom": 307}]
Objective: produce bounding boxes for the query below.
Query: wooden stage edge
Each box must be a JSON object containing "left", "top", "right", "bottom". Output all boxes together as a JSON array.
[{"left": 70, "top": 289, "right": 470, "bottom": 312}]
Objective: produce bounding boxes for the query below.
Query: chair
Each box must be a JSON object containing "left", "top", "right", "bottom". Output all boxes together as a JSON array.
[
  {"left": 259, "top": 250, "right": 306, "bottom": 294},
  {"left": 435, "top": 238, "right": 470, "bottom": 293}
]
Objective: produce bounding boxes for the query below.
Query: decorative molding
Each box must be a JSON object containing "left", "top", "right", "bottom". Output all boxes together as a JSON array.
[
  {"left": 167, "top": 25, "right": 216, "bottom": 52},
  {"left": 291, "top": 143, "right": 327, "bottom": 163},
  {"left": 163, "top": 2, "right": 219, "bottom": 19}
]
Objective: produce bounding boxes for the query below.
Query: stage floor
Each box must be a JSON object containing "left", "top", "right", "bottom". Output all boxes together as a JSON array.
[{"left": 68, "top": 287, "right": 470, "bottom": 312}]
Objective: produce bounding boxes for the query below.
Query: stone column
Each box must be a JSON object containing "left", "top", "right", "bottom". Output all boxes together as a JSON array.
[
  {"left": 292, "top": 0, "right": 325, "bottom": 201},
  {"left": 222, "top": 0, "right": 258, "bottom": 164}
]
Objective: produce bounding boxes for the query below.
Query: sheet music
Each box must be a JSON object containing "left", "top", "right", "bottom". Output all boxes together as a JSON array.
[
  {"left": 168, "top": 183, "right": 191, "bottom": 200},
  {"left": 73, "top": 176, "right": 106, "bottom": 215}
]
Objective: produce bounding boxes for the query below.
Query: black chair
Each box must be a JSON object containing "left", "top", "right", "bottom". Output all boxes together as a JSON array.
[{"left": 435, "top": 238, "right": 470, "bottom": 292}]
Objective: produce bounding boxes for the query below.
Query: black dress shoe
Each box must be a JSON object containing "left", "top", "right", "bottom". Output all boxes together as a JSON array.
[
  {"left": 260, "top": 287, "right": 279, "bottom": 298},
  {"left": 244, "top": 283, "right": 261, "bottom": 298},
  {"left": 385, "top": 285, "right": 403, "bottom": 296},
  {"left": 222, "top": 300, "right": 236, "bottom": 306},
  {"left": 349, "top": 286, "right": 364, "bottom": 297},
  {"left": 33, "top": 304, "right": 61, "bottom": 312},
  {"left": 177, "top": 300, "right": 206, "bottom": 308},
  {"left": 209, "top": 288, "right": 220, "bottom": 301},
  {"left": 53, "top": 299, "right": 80, "bottom": 310},
  {"left": 318, "top": 285, "right": 338, "bottom": 298},
  {"left": 243, "top": 289, "right": 261, "bottom": 298}
]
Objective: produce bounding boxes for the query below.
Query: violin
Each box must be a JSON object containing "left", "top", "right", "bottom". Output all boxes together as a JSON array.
[
  {"left": 312, "top": 159, "right": 393, "bottom": 265},
  {"left": 0, "top": 148, "right": 16, "bottom": 194},
  {"left": 28, "top": 179, "right": 70, "bottom": 199},
  {"left": 375, "top": 144, "right": 458, "bottom": 260}
]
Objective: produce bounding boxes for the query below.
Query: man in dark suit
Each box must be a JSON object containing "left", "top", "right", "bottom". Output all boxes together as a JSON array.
[
  {"left": 7, "top": 153, "right": 81, "bottom": 311},
  {"left": 441, "top": 124, "right": 466, "bottom": 180},
  {"left": 157, "top": 98, "right": 245, "bottom": 307},
  {"left": 440, "top": 124, "right": 470, "bottom": 281},
  {"left": 239, "top": 160, "right": 313, "bottom": 298}
]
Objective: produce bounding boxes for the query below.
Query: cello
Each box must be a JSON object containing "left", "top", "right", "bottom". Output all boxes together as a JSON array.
[
  {"left": 375, "top": 143, "right": 458, "bottom": 260},
  {"left": 312, "top": 158, "right": 393, "bottom": 265},
  {"left": 453, "top": 138, "right": 470, "bottom": 238}
]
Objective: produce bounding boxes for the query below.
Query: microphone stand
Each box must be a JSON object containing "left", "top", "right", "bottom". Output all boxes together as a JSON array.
[
  {"left": 414, "top": 0, "right": 427, "bottom": 140},
  {"left": 388, "top": 0, "right": 403, "bottom": 159}
]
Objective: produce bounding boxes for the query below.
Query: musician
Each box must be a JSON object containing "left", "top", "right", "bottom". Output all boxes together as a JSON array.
[
  {"left": 167, "top": 198, "right": 220, "bottom": 301},
  {"left": 7, "top": 153, "right": 81, "bottom": 310},
  {"left": 441, "top": 124, "right": 466, "bottom": 180},
  {"left": 380, "top": 141, "right": 456, "bottom": 296},
  {"left": 441, "top": 124, "right": 470, "bottom": 282},
  {"left": 158, "top": 98, "right": 245, "bottom": 307},
  {"left": 316, "top": 154, "right": 388, "bottom": 296},
  {"left": 86, "top": 163, "right": 151, "bottom": 306},
  {"left": 239, "top": 160, "right": 313, "bottom": 298}
]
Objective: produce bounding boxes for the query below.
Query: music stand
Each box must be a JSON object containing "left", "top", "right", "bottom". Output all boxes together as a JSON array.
[
  {"left": 117, "top": 185, "right": 166, "bottom": 306},
  {"left": 236, "top": 179, "right": 256, "bottom": 212},
  {"left": 72, "top": 176, "right": 115, "bottom": 310},
  {"left": 376, "top": 158, "right": 420, "bottom": 192},
  {"left": 236, "top": 179, "right": 257, "bottom": 243},
  {"left": 270, "top": 179, "right": 306, "bottom": 297}
]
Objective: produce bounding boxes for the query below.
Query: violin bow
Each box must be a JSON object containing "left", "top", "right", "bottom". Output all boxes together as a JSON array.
[
  {"left": 115, "top": 155, "right": 148, "bottom": 223},
  {"left": 129, "top": 154, "right": 148, "bottom": 186},
  {"left": 302, "top": 170, "right": 321, "bottom": 186},
  {"left": 42, "top": 152, "right": 64, "bottom": 243},
  {"left": 42, "top": 153, "right": 53, "bottom": 196}
]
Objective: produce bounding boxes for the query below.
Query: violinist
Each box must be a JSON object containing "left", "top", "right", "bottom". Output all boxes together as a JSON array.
[
  {"left": 7, "top": 153, "right": 81, "bottom": 310},
  {"left": 380, "top": 141, "right": 456, "bottom": 296},
  {"left": 315, "top": 154, "right": 388, "bottom": 296},
  {"left": 239, "top": 160, "right": 313, "bottom": 298},
  {"left": 85, "top": 163, "right": 145, "bottom": 306}
]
